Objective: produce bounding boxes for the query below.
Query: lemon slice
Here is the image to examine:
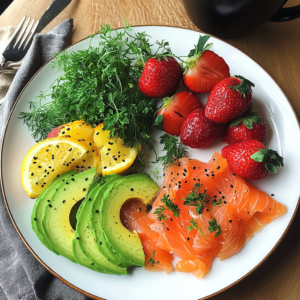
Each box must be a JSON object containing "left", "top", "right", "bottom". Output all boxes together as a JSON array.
[
  {"left": 21, "top": 137, "right": 88, "bottom": 198},
  {"left": 71, "top": 141, "right": 102, "bottom": 174},
  {"left": 93, "top": 124, "right": 138, "bottom": 176},
  {"left": 58, "top": 120, "right": 95, "bottom": 143}
]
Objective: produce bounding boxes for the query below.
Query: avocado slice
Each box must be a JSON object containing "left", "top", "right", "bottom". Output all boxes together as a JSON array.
[
  {"left": 89, "top": 175, "right": 132, "bottom": 267},
  {"left": 31, "top": 170, "right": 77, "bottom": 255},
  {"left": 72, "top": 180, "right": 127, "bottom": 275},
  {"left": 100, "top": 174, "right": 159, "bottom": 266},
  {"left": 42, "top": 168, "right": 96, "bottom": 263}
]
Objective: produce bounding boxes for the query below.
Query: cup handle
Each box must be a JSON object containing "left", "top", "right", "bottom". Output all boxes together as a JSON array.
[{"left": 269, "top": 4, "right": 300, "bottom": 22}]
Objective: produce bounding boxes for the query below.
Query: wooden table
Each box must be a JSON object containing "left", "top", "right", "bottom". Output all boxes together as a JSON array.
[{"left": 1, "top": 0, "right": 300, "bottom": 299}]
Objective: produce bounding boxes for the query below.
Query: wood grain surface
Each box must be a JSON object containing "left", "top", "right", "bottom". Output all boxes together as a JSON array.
[{"left": 0, "top": 0, "right": 300, "bottom": 299}]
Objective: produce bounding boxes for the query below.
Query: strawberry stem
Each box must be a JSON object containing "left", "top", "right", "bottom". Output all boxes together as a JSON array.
[
  {"left": 250, "top": 148, "right": 284, "bottom": 174},
  {"left": 228, "top": 75, "right": 255, "bottom": 98}
]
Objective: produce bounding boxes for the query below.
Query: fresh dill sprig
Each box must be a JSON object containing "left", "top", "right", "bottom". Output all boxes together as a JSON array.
[
  {"left": 153, "top": 194, "right": 180, "bottom": 220},
  {"left": 145, "top": 250, "right": 157, "bottom": 267},
  {"left": 186, "top": 218, "right": 206, "bottom": 239},
  {"left": 208, "top": 217, "right": 222, "bottom": 237},
  {"left": 19, "top": 22, "right": 173, "bottom": 153},
  {"left": 148, "top": 167, "right": 161, "bottom": 180},
  {"left": 156, "top": 134, "right": 188, "bottom": 168},
  {"left": 183, "top": 183, "right": 210, "bottom": 215}
]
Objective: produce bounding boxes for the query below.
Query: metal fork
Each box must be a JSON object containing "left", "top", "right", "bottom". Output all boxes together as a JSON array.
[
  {"left": 1, "top": 15, "right": 39, "bottom": 64},
  {"left": 0, "top": 0, "right": 72, "bottom": 69}
]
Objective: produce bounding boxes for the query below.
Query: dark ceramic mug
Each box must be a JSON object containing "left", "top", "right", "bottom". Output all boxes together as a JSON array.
[{"left": 181, "top": 0, "right": 300, "bottom": 38}]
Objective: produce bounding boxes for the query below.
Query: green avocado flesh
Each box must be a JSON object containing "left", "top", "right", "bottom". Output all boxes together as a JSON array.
[
  {"left": 89, "top": 176, "right": 131, "bottom": 268},
  {"left": 73, "top": 181, "right": 127, "bottom": 275},
  {"left": 31, "top": 170, "right": 78, "bottom": 255},
  {"left": 42, "top": 168, "right": 96, "bottom": 262},
  {"left": 100, "top": 174, "right": 159, "bottom": 266}
]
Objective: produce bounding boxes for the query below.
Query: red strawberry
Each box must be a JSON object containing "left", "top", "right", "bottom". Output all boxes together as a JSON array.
[
  {"left": 47, "top": 126, "right": 63, "bottom": 138},
  {"left": 222, "top": 140, "right": 284, "bottom": 180},
  {"left": 138, "top": 57, "right": 182, "bottom": 98},
  {"left": 205, "top": 76, "right": 254, "bottom": 123},
  {"left": 224, "top": 112, "right": 267, "bottom": 144},
  {"left": 156, "top": 91, "right": 202, "bottom": 136},
  {"left": 183, "top": 35, "right": 230, "bottom": 94},
  {"left": 180, "top": 108, "right": 224, "bottom": 148}
]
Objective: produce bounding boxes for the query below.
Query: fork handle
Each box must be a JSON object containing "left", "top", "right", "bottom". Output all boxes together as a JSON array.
[{"left": 35, "top": 0, "right": 72, "bottom": 34}]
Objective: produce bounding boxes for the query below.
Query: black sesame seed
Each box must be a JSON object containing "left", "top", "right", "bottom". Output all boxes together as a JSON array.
[
  {"left": 99, "top": 241, "right": 102, "bottom": 245},
  {"left": 271, "top": 194, "right": 275, "bottom": 196},
  {"left": 71, "top": 178, "right": 75, "bottom": 181},
  {"left": 85, "top": 178, "right": 88, "bottom": 181},
  {"left": 187, "top": 237, "right": 190, "bottom": 241},
  {"left": 104, "top": 166, "right": 107, "bottom": 169},
  {"left": 230, "top": 185, "right": 234, "bottom": 188},
  {"left": 83, "top": 188, "right": 86, "bottom": 191},
  {"left": 96, "top": 132, "right": 99, "bottom": 135},
  {"left": 224, "top": 201, "right": 227, "bottom": 204},
  {"left": 62, "top": 200, "right": 65, "bottom": 203},
  {"left": 76, "top": 237, "right": 79, "bottom": 240},
  {"left": 49, "top": 204, "right": 52, "bottom": 208},
  {"left": 69, "top": 148, "right": 72, "bottom": 151},
  {"left": 166, "top": 228, "right": 169, "bottom": 231},
  {"left": 95, "top": 210, "right": 99, "bottom": 213},
  {"left": 34, "top": 218, "right": 37, "bottom": 221},
  {"left": 131, "top": 188, "right": 134, "bottom": 191},
  {"left": 31, "top": 172, "right": 34, "bottom": 176},
  {"left": 228, "top": 220, "right": 232, "bottom": 223}
]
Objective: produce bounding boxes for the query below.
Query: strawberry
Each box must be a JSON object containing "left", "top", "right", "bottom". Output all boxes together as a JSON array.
[
  {"left": 180, "top": 108, "right": 224, "bottom": 148},
  {"left": 47, "top": 126, "right": 62, "bottom": 138},
  {"left": 205, "top": 76, "right": 254, "bottom": 123},
  {"left": 183, "top": 35, "right": 230, "bottom": 94},
  {"left": 222, "top": 140, "right": 284, "bottom": 180},
  {"left": 224, "top": 112, "right": 267, "bottom": 144},
  {"left": 156, "top": 91, "right": 202, "bottom": 136},
  {"left": 138, "top": 57, "right": 182, "bottom": 98}
]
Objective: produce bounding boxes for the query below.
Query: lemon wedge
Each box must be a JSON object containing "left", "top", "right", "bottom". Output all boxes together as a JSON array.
[
  {"left": 57, "top": 120, "right": 95, "bottom": 143},
  {"left": 93, "top": 124, "right": 138, "bottom": 176},
  {"left": 21, "top": 137, "right": 88, "bottom": 198}
]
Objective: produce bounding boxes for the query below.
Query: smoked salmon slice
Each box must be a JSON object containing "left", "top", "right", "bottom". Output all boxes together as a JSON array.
[{"left": 122, "top": 152, "right": 286, "bottom": 278}]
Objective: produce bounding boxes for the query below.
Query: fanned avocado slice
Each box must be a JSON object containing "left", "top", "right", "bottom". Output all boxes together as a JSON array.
[
  {"left": 42, "top": 168, "right": 96, "bottom": 263},
  {"left": 73, "top": 179, "right": 127, "bottom": 275},
  {"left": 89, "top": 175, "right": 131, "bottom": 267},
  {"left": 100, "top": 174, "right": 159, "bottom": 266},
  {"left": 31, "top": 170, "right": 78, "bottom": 255}
]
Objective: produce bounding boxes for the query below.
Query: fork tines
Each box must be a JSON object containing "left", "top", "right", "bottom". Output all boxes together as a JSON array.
[{"left": 10, "top": 15, "right": 39, "bottom": 51}]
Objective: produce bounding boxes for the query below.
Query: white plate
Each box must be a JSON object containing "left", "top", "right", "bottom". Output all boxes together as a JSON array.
[{"left": 1, "top": 26, "right": 300, "bottom": 300}]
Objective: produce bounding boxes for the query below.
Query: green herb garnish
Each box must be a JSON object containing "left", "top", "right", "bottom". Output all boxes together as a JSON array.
[
  {"left": 153, "top": 194, "right": 180, "bottom": 221},
  {"left": 212, "top": 198, "right": 222, "bottom": 206},
  {"left": 19, "top": 22, "right": 173, "bottom": 153},
  {"left": 208, "top": 217, "right": 222, "bottom": 237},
  {"left": 145, "top": 250, "right": 157, "bottom": 267},
  {"left": 156, "top": 134, "right": 188, "bottom": 168},
  {"left": 186, "top": 218, "right": 206, "bottom": 239},
  {"left": 183, "top": 183, "right": 210, "bottom": 215}
]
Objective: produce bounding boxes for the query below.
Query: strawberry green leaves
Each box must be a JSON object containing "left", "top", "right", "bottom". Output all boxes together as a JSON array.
[
  {"left": 231, "top": 112, "right": 263, "bottom": 129},
  {"left": 185, "top": 35, "right": 213, "bottom": 71},
  {"left": 188, "top": 35, "right": 212, "bottom": 58},
  {"left": 251, "top": 148, "right": 284, "bottom": 174},
  {"left": 229, "top": 75, "right": 255, "bottom": 98}
]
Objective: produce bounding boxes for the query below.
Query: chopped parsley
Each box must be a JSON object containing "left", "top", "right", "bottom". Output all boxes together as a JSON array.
[
  {"left": 212, "top": 198, "right": 222, "bottom": 206},
  {"left": 208, "top": 217, "right": 222, "bottom": 237},
  {"left": 183, "top": 183, "right": 210, "bottom": 215},
  {"left": 186, "top": 218, "right": 206, "bottom": 239},
  {"left": 153, "top": 194, "right": 180, "bottom": 221}
]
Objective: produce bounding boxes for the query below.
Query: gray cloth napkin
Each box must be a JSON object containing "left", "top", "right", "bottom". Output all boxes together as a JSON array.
[{"left": 0, "top": 19, "right": 91, "bottom": 300}]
